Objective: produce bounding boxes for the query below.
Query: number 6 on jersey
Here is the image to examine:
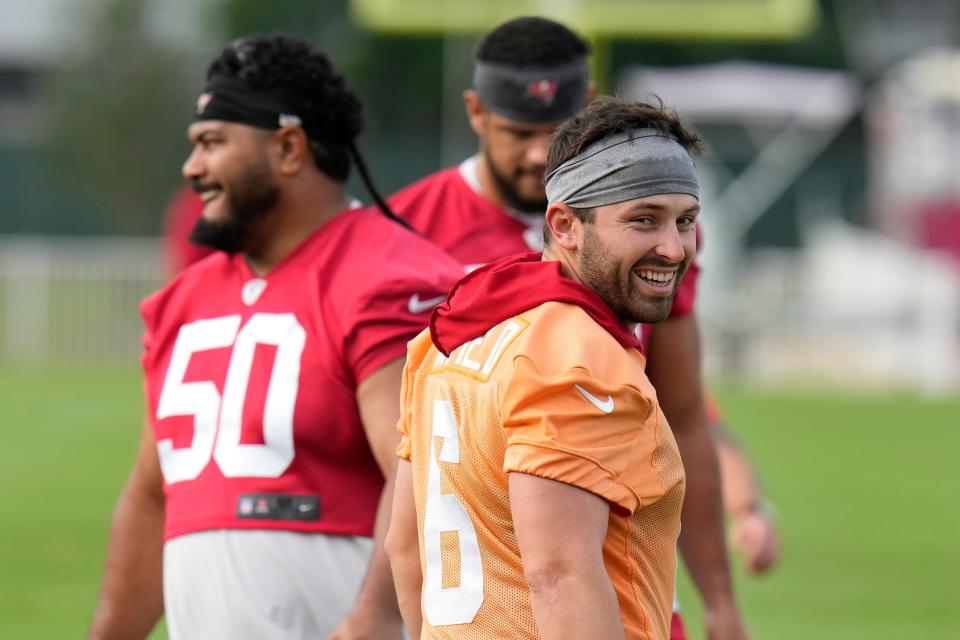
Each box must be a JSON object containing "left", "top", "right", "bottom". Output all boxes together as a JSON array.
[{"left": 422, "top": 399, "right": 484, "bottom": 625}]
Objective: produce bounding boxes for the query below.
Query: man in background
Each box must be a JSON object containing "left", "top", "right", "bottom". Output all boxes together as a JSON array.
[
  {"left": 161, "top": 187, "right": 211, "bottom": 276},
  {"left": 388, "top": 16, "right": 748, "bottom": 638},
  {"left": 89, "top": 34, "right": 460, "bottom": 639},
  {"left": 708, "top": 395, "right": 780, "bottom": 575}
]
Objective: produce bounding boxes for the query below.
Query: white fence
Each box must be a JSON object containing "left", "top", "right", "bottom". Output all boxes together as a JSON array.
[
  {"left": 0, "top": 236, "right": 162, "bottom": 364},
  {"left": 2, "top": 232, "right": 958, "bottom": 393},
  {"left": 699, "top": 222, "right": 960, "bottom": 393}
]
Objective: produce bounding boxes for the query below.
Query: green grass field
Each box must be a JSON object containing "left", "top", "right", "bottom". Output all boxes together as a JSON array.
[{"left": 2, "top": 364, "right": 957, "bottom": 638}]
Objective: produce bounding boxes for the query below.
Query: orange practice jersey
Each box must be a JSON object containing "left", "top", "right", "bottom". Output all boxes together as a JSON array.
[{"left": 397, "top": 301, "right": 686, "bottom": 639}]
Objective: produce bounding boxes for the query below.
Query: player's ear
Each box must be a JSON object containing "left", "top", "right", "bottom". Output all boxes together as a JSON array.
[
  {"left": 463, "top": 89, "right": 487, "bottom": 137},
  {"left": 545, "top": 202, "right": 580, "bottom": 251},
  {"left": 273, "top": 126, "right": 310, "bottom": 175}
]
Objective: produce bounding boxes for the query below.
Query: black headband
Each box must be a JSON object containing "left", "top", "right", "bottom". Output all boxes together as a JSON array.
[
  {"left": 194, "top": 75, "right": 307, "bottom": 134},
  {"left": 473, "top": 58, "right": 589, "bottom": 123}
]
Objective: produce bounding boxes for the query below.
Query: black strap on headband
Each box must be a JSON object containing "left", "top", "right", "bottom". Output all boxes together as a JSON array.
[
  {"left": 193, "top": 75, "right": 410, "bottom": 229},
  {"left": 194, "top": 75, "right": 305, "bottom": 132}
]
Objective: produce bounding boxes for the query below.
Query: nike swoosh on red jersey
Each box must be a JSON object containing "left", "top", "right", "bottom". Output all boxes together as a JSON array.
[
  {"left": 408, "top": 294, "right": 446, "bottom": 314},
  {"left": 574, "top": 384, "right": 614, "bottom": 413}
]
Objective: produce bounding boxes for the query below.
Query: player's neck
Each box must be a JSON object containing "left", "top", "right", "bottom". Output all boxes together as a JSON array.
[
  {"left": 541, "top": 245, "right": 584, "bottom": 288},
  {"left": 243, "top": 178, "right": 350, "bottom": 276}
]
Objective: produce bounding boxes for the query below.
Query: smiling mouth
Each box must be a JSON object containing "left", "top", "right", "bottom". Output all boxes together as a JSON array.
[
  {"left": 200, "top": 188, "right": 223, "bottom": 204},
  {"left": 635, "top": 269, "right": 677, "bottom": 288}
]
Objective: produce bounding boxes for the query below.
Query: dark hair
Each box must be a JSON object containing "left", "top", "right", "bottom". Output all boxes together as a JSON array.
[
  {"left": 207, "top": 34, "right": 405, "bottom": 226},
  {"left": 543, "top": 97, "right": 705, "bottom": 244},
  {"left": 546, "top": 96, "right": 704, "bottom": 176},
  {"left": 476, "top": 16, "right": 591, "bottom": 66}
]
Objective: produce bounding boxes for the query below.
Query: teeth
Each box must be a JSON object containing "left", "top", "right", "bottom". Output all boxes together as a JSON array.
[
  {"left": 638, "top": 270, "right": 675, "bottom": 284},
  {"left": 201, "top": 189, "right": 222, "bottom": 203}
]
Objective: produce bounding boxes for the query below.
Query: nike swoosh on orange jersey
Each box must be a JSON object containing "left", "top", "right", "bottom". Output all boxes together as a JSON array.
[{"left": 574, "top": 384, "right": 614, "bottom": 413}]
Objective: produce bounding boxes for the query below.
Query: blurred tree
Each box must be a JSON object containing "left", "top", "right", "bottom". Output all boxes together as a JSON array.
[
  {"left": 217, "top": 0, "right": 445, "bottom": 132},
  {"left": 217, "top": 0, "right": 447, "bottom": 193},
  {"left": 42, "top": 0, "right": 195, "bottom": 235},
  {"left": 28, "top": 0, "right": 865, "bottom": 236}
]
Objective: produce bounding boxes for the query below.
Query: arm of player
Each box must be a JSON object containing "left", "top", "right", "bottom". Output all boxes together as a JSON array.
[
  {"left": 510, "top": 473, "right": 626, "bottom": 640},
  {"left": 711, "top": 419, "right": 780, "bottom": 574},
  {"left": 384, "top": 459, "right": 423, "bottom": 638},
  {"left": 88, "top": 415, "right": 165, "bottom": 640},
  {"left": 644, "top": 313, "right": 748, "bottom": 640},
  {"left": 329, "top": 357, "right": 406, "bottom": 640}
]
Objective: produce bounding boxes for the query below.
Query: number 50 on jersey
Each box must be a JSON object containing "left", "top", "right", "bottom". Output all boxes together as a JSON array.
[{"left": 155, "top": 313, "right": 305, "bottom": 483}]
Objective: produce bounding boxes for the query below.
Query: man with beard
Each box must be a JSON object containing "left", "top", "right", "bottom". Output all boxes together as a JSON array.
[
  {"left": 387, "top": 16, "right": 747, "bottom": 640},
  {"left": 387, "top": 16, "right": 585, "bottom": 271},
  {"left": 387, "top": 97, "right": 702, "bottom": 640},
  {"left": 88, "top": 35, "right": 461, "bottom": 640}
]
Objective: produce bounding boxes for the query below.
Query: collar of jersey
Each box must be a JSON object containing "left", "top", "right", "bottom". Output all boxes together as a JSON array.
[{"left": 430, "top": 252, "right": 642, "bottom": 356}]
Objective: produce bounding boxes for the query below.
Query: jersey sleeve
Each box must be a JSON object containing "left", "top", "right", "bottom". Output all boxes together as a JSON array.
[
  {"left": 386, "top": 171, "right": 441, "bottom": 234},
  {"left": 670, "top": 227, "right": 703, "bottom": 318},
  {"left": 344, "top": 262, "right": 457, "bottom": 386},
  {"left": 499, "top": 356, "right": 668, "bottom": 516},
  {"left": 669, "top": 258, "right": 699, "bottom": 318},
  {"left": 386, "top": 182, "right": 419, "bottom": 225}
]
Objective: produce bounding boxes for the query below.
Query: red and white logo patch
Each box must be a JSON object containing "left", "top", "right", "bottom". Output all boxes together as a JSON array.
[
  {"left": 196, "top": 92, "right": 213, "bottom": 114},
  {"left": 525, "top": 79, "right": 558, "bottom": 105}
]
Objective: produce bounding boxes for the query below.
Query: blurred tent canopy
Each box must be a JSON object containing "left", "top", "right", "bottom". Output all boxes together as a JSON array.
[
  {"left": 622, "top": 61, "right": 862, "bottom": 240},
  {"left": 349, "top": 0, "right": 821, "bottom": 40},
  {"left": 623, "top": 62, "right": 859, "bottom": 125}
]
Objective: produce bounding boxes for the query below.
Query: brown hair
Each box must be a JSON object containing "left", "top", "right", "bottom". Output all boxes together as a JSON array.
[{"left": 545, "top": 96, "right": 704, "bottom": 177}]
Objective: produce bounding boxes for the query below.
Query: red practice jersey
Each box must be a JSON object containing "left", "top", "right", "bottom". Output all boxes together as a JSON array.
[
  {"left": 141, "top": 208, "right": 462, "bottom": 541},
  {"left": 388, "top": 160, "right": 700, "bottom": 350},
  {"left": 388, "top": 163, "right": 544, "bottom": 272}
]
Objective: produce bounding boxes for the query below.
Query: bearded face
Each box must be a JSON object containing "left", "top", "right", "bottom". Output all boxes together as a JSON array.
[
  {"left": 479, "top": 112, "right": 559, "bottom": 213},
  {"left": 573, "top": 194, "right": 699, "bottom": 325},
  {"left": 183, "top": 122, "right": 280, "bottom": 255},
  {"left": 189, "top": 158, "right": 279, "bottom": 254}
]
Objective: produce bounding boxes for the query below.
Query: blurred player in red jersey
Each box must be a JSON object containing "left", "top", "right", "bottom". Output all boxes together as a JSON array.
[
  {"left": 88, "top": 35, "right": 461, "bottom": 640},
  {"left": 707, "top": 395, "right": 780, "bottom": 575},
  {"left": 388, "top": 17, "right": 747, "bottom": 639},
  {"left": 389, "top": 97, "right": 699, "bottom": 640},
  {"left": 162, "top": 187, "right": 212, "bottom": 275}
]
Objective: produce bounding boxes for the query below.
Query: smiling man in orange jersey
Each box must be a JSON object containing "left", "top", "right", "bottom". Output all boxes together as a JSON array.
[
  {"left": 387, "top": 18, "right": 748, "bottom": 639},
  {"left": 387, "top": 97, "right": 708, "bottom": 640}
]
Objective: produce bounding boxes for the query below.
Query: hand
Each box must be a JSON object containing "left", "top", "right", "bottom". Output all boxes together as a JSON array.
[
  {"left": 328, "top": 612, "right": 405, "bottom": 640},
  {"left": 731, "top": 511, "right": 780, "bottom": 575},
  {"left": 704, "top": 602, "right": 749, "bottom": 640}
]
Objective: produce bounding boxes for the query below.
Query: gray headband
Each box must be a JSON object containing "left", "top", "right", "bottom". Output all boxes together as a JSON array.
[
  {"left": 473, "top": 58, "right": 589, "bottom": 123},
  {"left": 544, "top": 129, "right": 699, "bottom": 207}
]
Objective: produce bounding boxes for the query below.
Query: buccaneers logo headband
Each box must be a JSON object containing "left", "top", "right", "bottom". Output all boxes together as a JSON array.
[{"left": 473, "top": 57, "right": 589, "bottom": 123}]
